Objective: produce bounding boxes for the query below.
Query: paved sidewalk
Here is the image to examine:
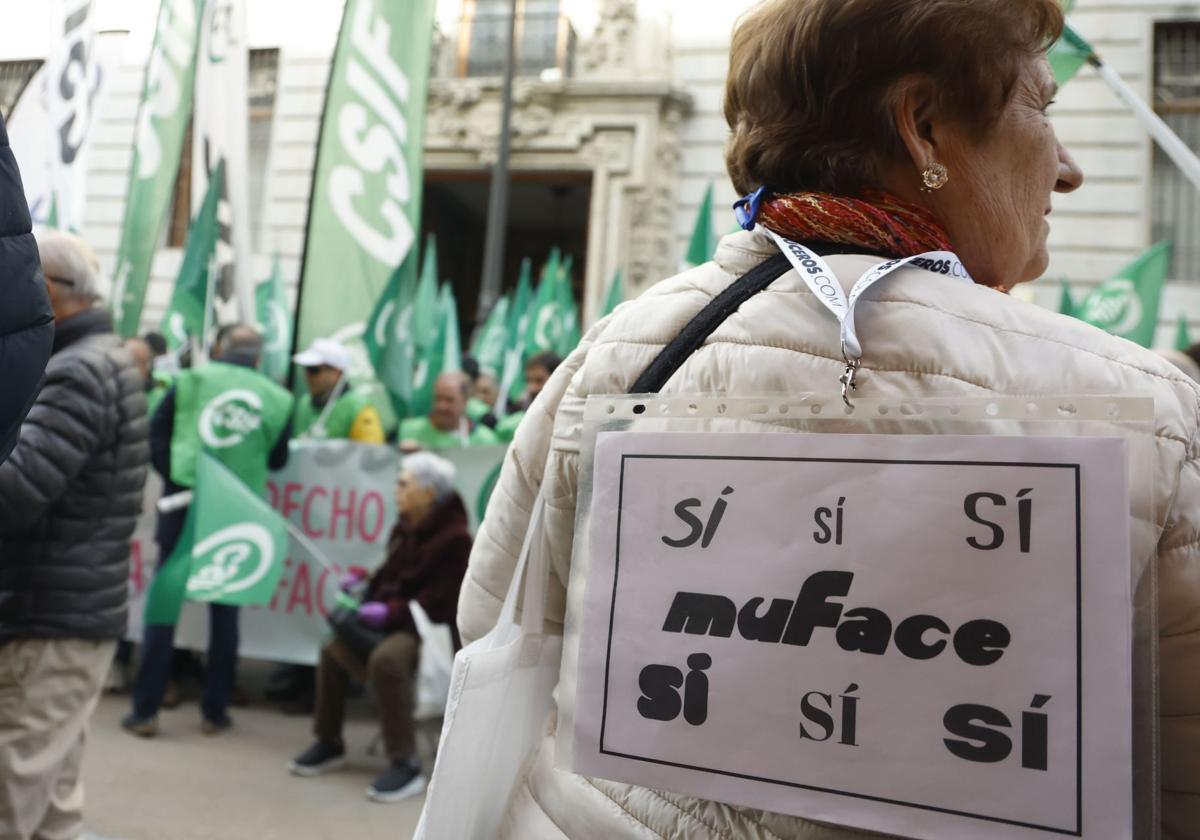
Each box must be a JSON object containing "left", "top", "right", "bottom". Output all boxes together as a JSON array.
[{"left": 81, "top": 693, "right": 423, "bottom": 840}]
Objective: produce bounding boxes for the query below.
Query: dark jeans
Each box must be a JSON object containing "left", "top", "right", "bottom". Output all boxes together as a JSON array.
[
  {"left": 132, "top": 604, "right": 239, "bottom": 722},
  {"left": 131, "top": 504, "right": 239, "bottom": 722}
]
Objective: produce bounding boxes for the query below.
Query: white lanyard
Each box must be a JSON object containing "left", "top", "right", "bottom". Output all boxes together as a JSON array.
[{"left": 762, "top": 227, "right": 973, "bottom": 404}]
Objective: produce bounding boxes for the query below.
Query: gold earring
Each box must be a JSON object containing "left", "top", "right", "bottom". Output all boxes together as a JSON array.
[{"left": 921, "top": 163, "right": 949, "bottom": 191}]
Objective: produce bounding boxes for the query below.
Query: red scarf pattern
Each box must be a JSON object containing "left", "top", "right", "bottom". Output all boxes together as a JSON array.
[{"left": 757, "top": 190, "right": 952, "bottom": 259}]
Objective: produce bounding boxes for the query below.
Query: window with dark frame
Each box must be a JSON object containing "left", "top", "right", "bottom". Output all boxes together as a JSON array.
[
  {"left": 1151, "top": 21, "right": 1200, "bottom": 284},
  {"left": 458, "top": 0, "right": 575, "bottom": 79}
]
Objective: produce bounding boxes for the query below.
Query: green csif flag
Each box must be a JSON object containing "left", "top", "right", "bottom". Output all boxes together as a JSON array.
[
  {"left": 255, "top": 253, "right": 291, "bottom": 382},
  {"left": 1050, "top": 22, "right": 1093, "bottom": 86},
  {"left": 161, "top": 159, "right": 224, "bottom": 351},
  {"left": 556, "top": 253, "right": 581, "bottom": 355},
  {"left": 526, "top": 248, "right": 566, "bottom": 355},
  {"left": 684, "top": 182, "right": 716, "bottom": 268},
  {"left": 144, "top": 453, "right": 288, "bottom": 625},
  {"left": 112, "top": 0, "right": 204, "bottom": 337},
  {"left": 500, "top": 257, "right": 534, "bottom": 406},
  {"left": 471, "top": 294, "right": 510, "bottom": 377},
  {"left": 363, "top": 263, "right": 415, "bottom": 418},
  {"left": 409, "top": 236, "right": 441, "bottom": 417},
  {"left": 1175, "top": 314, "right": 1192, "bottom": 352},
  {"left": 293, "top": 0, "right": 436, "bottom": 365},
  {"left": 439, "top": 282, "right": 463, "bottom": 374},
  {"left": 1078, "top": 242, "right": 1173, "bottom": 347},
  {"left": 1057, "top": 279, "right": 1076, "bottom": 318},
  {"left": 600, "top": 268, "right": 624, "bottom": 318}
]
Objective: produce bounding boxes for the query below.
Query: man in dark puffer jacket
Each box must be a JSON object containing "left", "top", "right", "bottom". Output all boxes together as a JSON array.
[
  {"left": 0, "top": 229, "right": 148, "bottom": 840},
  {"left": 0, "top": 111, "right": 53, "bottom": 465}
]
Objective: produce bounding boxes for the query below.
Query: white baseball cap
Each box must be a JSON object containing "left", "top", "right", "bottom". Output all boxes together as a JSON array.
[{"left": 293, "top": 338, "right": 353, "bottom": 371}]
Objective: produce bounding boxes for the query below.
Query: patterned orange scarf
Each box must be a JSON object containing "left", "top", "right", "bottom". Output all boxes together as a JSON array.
[{"left": 756, "top": 189, "right": 952, "bottom": 259}]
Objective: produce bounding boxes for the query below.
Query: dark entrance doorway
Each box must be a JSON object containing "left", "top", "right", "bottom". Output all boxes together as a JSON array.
[{"left": 421, "top": 170, "right": 592, "bottom": 339}]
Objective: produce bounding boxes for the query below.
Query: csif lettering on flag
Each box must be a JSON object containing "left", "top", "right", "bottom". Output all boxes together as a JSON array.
[
  {"left": 293, "top": 0, "right": 436, "bottom": 370},
  {"left": 111, "top": 0, "right": 204, "bottom": 337}
]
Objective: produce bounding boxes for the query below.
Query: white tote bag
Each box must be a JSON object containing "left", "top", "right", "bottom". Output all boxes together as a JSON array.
[
  {"left": 415, "top": 490, "right": 562, "bottom": 839},
  {"left": 409, "top": 600, "right": 455, "bottom": 720}
]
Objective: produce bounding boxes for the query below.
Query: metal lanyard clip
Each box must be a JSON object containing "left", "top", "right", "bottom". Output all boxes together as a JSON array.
[{"left": 839, "top": 342, "right": 861, "bottom": 409}]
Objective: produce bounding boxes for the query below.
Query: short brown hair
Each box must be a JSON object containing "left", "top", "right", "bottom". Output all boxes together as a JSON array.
[{"left": 724, "top": 0, "right": 1064, "bottom": 196}]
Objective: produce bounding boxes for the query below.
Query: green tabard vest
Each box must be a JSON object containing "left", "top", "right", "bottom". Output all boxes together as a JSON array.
[
  {"left": 170, "top": 361, "right": 294, "bottom": 494},
  {"left": 399, "top": 416, "right": 500, "bottom": 450},
  {"left": 293, "top": 388, "right": 372, "bottom": 440},
  {"left": 466, "top": 398, "right": 492, "bottom": 424},
  {"left": 495, "top": 410, "right": 524, "bottom": 443}
]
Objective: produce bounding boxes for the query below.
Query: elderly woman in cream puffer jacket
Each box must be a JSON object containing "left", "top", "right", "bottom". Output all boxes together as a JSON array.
[{"left": 458, "top": 0, "right": 1200, "bottom": 837}]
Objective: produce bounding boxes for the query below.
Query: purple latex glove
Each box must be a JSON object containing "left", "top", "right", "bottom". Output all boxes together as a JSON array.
[
  {"left": 338, "top": 571, "right": 364, "bottom": 592},
  {"left": 358, "top": 601, "right": 389, "bottom": 629}
]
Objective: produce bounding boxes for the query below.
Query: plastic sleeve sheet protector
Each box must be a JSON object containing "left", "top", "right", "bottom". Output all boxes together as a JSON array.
[{"left": 557, "top": 394, "right": 1157, "bottom": 839}]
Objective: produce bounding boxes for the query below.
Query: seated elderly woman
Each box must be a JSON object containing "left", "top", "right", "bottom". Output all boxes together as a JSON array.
[
  {"left": 457, "top": 0, "right": 1200, "bottom": 836},
  {"left": 289, "top": 452, "right": 471, "bottom": 803}
]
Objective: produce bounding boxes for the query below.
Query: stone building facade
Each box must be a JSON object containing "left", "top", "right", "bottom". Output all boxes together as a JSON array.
[{"left": 1, "top": 0, "right": 1197, "bottom": 342}]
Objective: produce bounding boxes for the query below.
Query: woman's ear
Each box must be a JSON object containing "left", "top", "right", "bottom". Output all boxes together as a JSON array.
[{"left": 889, "top": 74, "right": 939, "bottom": 173}]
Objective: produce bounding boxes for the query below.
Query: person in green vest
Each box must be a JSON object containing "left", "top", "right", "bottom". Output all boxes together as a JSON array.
[
  {"left": 398, "top": 372, "right": 500, "bottom": 453},
  {"left": 293, "top": 338, "right": 385, "bottom": 443},
  {"left": 123, "top": 324, "right": 294, "bottom": 738},
  {"left": 495, "top": 350, "right": 563, "bottom": 443}
]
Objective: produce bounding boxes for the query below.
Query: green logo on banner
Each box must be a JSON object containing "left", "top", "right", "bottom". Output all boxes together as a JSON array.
[
  {"left": 199, "top": 389, "right": 264, "bottom": 449},
  {"left": 186, "top": 523, "right": 277, "bottom": 600},
  {"left": 1078, "top": 279, "right": 1141, "bottom": 336}
]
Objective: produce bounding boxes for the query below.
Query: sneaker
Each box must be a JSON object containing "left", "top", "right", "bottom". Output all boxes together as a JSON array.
[
  {"left": 201, "top": 715, "right": 233, "bottom": 735},
  {"left": 120, "top": 712, "right": 158, "bottom": 738},
  {"left": 288, "top": 740, "right": 346, "bottom": 776},
  {"left": 366, "top": 759, "right": 427, "bottom": 803}
]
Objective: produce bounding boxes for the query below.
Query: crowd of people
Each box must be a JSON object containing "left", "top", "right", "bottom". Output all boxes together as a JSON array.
[
  {"left": 0, "top": 210, "right": 558, "bottom": 835},
  {"left": 2, "top": 0, "right": 1199, "bottom": 837}
]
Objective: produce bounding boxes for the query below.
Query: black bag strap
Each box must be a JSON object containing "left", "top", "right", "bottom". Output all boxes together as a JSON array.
[{"left": 629, "top": 252, "right": 791, "bottom": 394}]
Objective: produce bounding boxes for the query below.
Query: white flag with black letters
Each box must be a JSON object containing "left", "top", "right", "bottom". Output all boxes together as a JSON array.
[{"left": 191, "top": 0, "right": 252, "bottom": 325}]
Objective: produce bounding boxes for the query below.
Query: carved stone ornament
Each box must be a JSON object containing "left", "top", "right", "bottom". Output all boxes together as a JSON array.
[{"left": 580, "top": 0, "right": 637, "bottom": 75}]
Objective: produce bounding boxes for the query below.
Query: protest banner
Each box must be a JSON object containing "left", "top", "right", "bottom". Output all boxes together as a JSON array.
[
  {"left": 127, "top": 441, "right": 506, "bottom": 664},
  {"left": 569, "top": 430, "right": 1133, "bottom": 839}
]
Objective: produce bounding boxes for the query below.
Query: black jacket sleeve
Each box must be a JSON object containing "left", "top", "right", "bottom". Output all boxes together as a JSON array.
[
  {"left": 149, "top": 387, "right": 176, "bottom": 480},
  {"left": 0, "top": 111, "right": 53, "bottom": 465},
  {"left": 268, "top": 417, "right": 292, "bottom": 471},
  {"left": 0, "top": 353, "right": 110, "bottom": 531}
]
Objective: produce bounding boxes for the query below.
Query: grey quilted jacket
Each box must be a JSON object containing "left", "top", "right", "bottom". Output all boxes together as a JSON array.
[{"left": 0, "top": 308, "right": 149, "bottom": 642}]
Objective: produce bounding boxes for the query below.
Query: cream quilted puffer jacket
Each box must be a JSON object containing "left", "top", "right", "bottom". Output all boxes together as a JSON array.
[{"left": 458, "top": 228, "right": 1200, "bottom": 839}]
